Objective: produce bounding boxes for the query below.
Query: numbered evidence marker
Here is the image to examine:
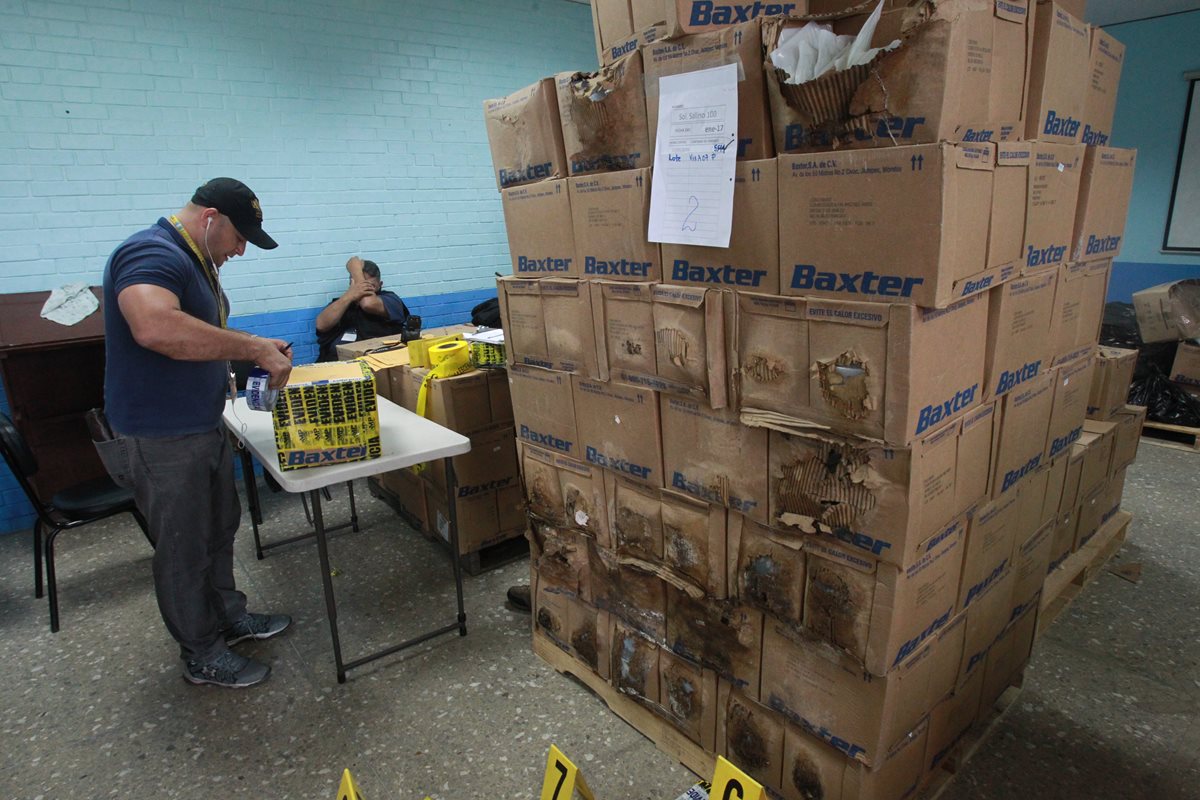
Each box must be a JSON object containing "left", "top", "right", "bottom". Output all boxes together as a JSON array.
[
  {"left": 336, "top": 768, "right": 365, "bottom": 800},
  {"left": 710, "top": 756, "right": 765, "bottom": 800},
  {"left": 540, "top": 745, "right": 595, "bottom": 800}
]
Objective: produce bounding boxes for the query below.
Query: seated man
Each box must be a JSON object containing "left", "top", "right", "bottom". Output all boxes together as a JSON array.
[{"left": 315, "top": 256, "right": 417, "bottom": 361}]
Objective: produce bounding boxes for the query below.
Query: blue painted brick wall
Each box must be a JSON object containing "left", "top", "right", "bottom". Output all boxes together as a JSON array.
[{"left": 0, "top": 0, "right": 594, "bottom": 533}]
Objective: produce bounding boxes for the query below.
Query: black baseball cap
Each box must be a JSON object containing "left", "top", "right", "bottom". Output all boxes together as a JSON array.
[{"left": 191, "top": 177, "right": 278, "bottom": 250}]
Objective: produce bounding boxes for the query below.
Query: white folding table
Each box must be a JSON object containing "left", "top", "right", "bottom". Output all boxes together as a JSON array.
[{"left": 222, "top": 396, "right": 471, "bottom": 683}]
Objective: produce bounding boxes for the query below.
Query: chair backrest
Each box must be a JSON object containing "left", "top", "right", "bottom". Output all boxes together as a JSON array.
[{"left": 0, "top": 412, "right": 39, "bottom": 481}]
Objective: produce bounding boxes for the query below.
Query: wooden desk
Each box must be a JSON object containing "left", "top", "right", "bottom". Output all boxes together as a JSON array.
[{"left": 0, "top": 289, "right": 107, "bottom": 500}]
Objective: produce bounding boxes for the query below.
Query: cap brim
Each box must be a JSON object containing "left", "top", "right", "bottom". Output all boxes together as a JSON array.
[{"left": 236, "top": 223, "right": 278, "bottom": 250}]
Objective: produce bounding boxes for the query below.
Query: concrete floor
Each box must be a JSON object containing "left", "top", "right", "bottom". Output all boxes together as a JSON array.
[{"left": 0, "top": 441, "right": 1197, "bottom": 800}]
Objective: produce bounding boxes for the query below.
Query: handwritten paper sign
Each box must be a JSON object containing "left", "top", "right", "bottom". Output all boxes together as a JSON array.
[{"left": 647, "top": 63, "right": 739, "bottom": 248}]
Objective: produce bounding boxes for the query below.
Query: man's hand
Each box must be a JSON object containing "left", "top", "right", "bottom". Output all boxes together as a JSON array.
[
  {"left": 254, "top": 337, "right": 293, "bottom": 389},
  {"left": 346, "top": 255, "right": 365, "bottom": 282},
  {"left": 344, "top": 279, "right": 376, "bottom": 303}
]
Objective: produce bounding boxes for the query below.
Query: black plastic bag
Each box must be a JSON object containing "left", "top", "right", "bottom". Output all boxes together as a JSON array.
[
  {"left": 471, "top": 297, "right": 501, "bottom": 327},
  {"left": 1128, "top": 365, "right": 1200, "bottom": 427},
  {"left": 1100, "top": 302, "right": 1141, "bottom": 349}
]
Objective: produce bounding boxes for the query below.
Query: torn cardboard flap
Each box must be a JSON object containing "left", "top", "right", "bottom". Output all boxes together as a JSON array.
[
  {"left": 667, "top": 589, "right": 764, "bottom": 697},
  {"left": 557, "top": 50, "right": 651, "bottom": 177},
  {"left": 483, "top": 77, "right": 568, "bottom": 191}
]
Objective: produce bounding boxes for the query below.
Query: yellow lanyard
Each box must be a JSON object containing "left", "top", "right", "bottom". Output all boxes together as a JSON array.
[{"left": 168, "top": 215, "right": 226, "bottom": 329}]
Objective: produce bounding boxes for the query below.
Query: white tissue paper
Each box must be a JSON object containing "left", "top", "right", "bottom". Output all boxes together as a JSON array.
[
  {"left": 770, "top": 1, "right": 900, "bottom": 84},
  {"left": 40, "top": 282, "right": 99, "bottom": 326}
]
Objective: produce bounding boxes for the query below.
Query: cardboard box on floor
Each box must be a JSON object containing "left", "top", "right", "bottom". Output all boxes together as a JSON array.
[
  {"left": 420, "top": 425, "right": 519, "bottom": 498},
  {"left": 593, "top": 281, "right": 728, "bottom": 406},
  {"left": 980, "top": 593, "right": 1037, "bottom": 711},
  {"left": 509, "top": 363, "right": 580, "bottom": 460},
  {"left": 662, "top": 159, "right": 781, "bottom": 293},
  {"left": 1021, "top": 142, "right": 1085, "bottom": 271},
  {"left": 496, "top": 277, "right": 600, "bottom": 377},
  {"left": 1025, "top": 1, "right": 1091, "bottom": 143},
  {"left": 380, "top": 467, "right": 429, "bottom": 532},
  {"left": 1134, "top": 280, "right": 1200, "bottom": 343},
  {"left": 1048, "top": 259, "right": 1110, "bottom": 366},
  {"left": 573, "top": 375, "right": 663, "bottom": 489},
  {"left": 1171, "top": 342, "right": 1200, "bottom": 389},
  {"left": 760, "top": 607, "right": 965, "bottom": 768},
  {"left": 1081, "top": 26, "right": 1125, "bottom": 147},
  {"left": 764, "top": 2, "right": 1032, "bottom": 153},
  {"left": 643, "top": 19, "right": 774, "bottom": 161},
  {"left": 766, "top": 402, "right": 996, "bottom": 569},
  {"left": 483, "top": 78, "right": 567, "bottom": 191},
  {"left": 556, "top": 50, "right": 651, "bottom": 176},
  {"left": 501, "top": 180, "right": 578, "bottom": 277},
  {"left": 1071, "top": 146, "right": 1136, "bottom": 262},
  {"left": 1087, "top": 346, "right": 1137, "bottom": 420},
  {"left": 569, "top": 168, "right": 660, "bottom": 282},
  {"left": 983, "top": 268, "right": 1058, "bottom": 401},
  {"left": 923, "top": 664, "right": 985, "bottom": 783},
  {"left": 426, "top": 482, "right": 525, "bottom": 555},
  {"left": 778, "top": 142, "right": 1000, "bottom": 309},
  {"left": 735, "top": 291, "right": 990, "bottom": 445}
]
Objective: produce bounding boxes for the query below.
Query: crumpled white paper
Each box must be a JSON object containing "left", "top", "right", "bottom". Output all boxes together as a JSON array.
[
  {"left": 770, "top": 1, "right": 900, "bottom": 84},
  {"left": 40, "top": 282, "right": 99, "bottom": 326}
]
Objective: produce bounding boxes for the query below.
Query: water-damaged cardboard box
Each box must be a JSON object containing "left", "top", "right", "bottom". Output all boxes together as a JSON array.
[
  {"left": 521, "top": 443, "right": 610, "bottom": 543},
  {"left": 483, "top": 78, "right": 567, "bottom": 191},
  {"left": 593, "top": 281, "right": 728, "bottom": 406},
  {"left": 662, "top": 158, "right": 781, "bottom": 293},
  {"left": 736, "top": 292, "right": 989, "bottom": 445},
  {"left": 496, "top": 276, "right": 600, "bottom": 377},
  {"left": 778, "top": 142, "right": 998, "bottom": 309},
  {"left": 668, "top": 588, "right": 764, "bottom": 698},
  {"left": 556, "top": 50, "right": 651, "bottom": 176},
  {"left": 767, "top": 402, "right": 995, "bottom": 570}
]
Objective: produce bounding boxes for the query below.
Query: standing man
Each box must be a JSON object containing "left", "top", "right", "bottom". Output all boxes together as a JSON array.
[
  {"left": 315, "top": 256, "right": 417, "bottom": 361},
  {"left": 102, "top": 178, "right": 293, "bottom": 688}
]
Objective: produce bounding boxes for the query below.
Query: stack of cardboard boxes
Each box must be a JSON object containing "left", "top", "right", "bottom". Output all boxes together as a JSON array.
[{"left": 486, "top": 1, "right": 1143, "bottom": 795}]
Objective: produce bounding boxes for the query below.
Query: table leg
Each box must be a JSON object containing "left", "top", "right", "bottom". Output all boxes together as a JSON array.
[
  {"left": 347, "top": 480, "right": 360, "bottom": 533},
  {"left": 238, "top": 445, "right": 264, "bottom": 560},
  {"left": 445, "top": 457, "right": 467, "bottom": 636},
  {"left": 310, "top": 488, "right": 347, "bottom": 684}
]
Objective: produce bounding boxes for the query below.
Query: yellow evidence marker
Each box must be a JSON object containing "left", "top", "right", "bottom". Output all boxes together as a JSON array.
[
  {"left": 710, "top": 756, "right": 765, "bottom": 800},
  {"left": 336, "top": 768, "right": 365, "bottom": 800},
  {"left": 539, "top": 745, "right": 595, "bottom": 800}
]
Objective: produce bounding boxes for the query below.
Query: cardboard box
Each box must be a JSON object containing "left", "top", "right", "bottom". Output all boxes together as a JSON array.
[
  {"left": 958, "top": 494, "right": 1018, "bottom": 613},
  {"left": 778, "top": 142, "right": 999, "bottom": 309},
  {"left": 428, "top": 484, "right": 523, "bottom": 555},
  {"left": 501, "top": 180, "right": 578, "bottom": 276},
  {"left": 591, "top": 543, "right": 669, "bottom": 639},
  {"left": 1024, "top": 1, "right": 1091, "bottom": 143},
  {"left": 803, "top": 518, "right": 965, "bottom": 676},
  {"left": 632, "top": 0, "right": 801, "bottom": 37},
  {"left": 980, "top": 593, "right": 1037, "bottom": 711},
  {"left": 522, "top": 443, "right": 611, "bottom": 543},
  {"left": 569, "top": 168, "right": 660, "bottom": 282},
  {"left": 496, "top": 277, "right": 601, "bottom": 376},
  {"left": 593, "top": 282, "right": 729, "bottom": 405},
  {"left": 1073, "top": 467, "right": 1124, "bottom": 551},
  {"left": 1047, "top": 506, "right": 1078, "bottom": 573},
  {"left": 591, "top": 0, "right": 636, "bottom": 63},
  {"left": 764, "top": 3, "right": 1022, "bottom": 153},
  {"left": 736, "top": 292, "right": 989, "bottom": 444},
  {"left": 984, "top": 268, "right": 1058, "bottom": 400},
  {"left": 533, "top": 580, "right": 613, "bottom": 680},
  {"left": 660, "top": 649, "right": 719, "bottom": 750},
  {"left": 1073, "top": 425, "right": 1114, "bottom": 500},
  {"left": 1133, "top": 280, "right": 1200, "bottom": 343},
  {"left": 643, "top": 19, "right": 774, "bottom": 161},
  {"left": 728, "top": 513, "right": 806, "bottom": 626},
  {"left": 1045, "top": 350, "right": 1095, "bottom": 461},
  {"left": 923, "top": 665, "right": 984, "bottom": 781},
  {"left": 768, "top": 403, "right": 996, "bottom": 569},
  {"left": 272, "top": 361, "right": 381, "bottom": 471},
  {"left": 1021, "top": 142, "right": 1085, "bottom": 271},
  {"left": 1013, "top": 458, "right": 1053, "bottom": 536},
  {"left": 784, "top": 712, "right": 930, "bottom": 800},
  {"left": 1081, "top": 26, "right": 1125, "bottom": 147},
  {"left": 760, "top": 611, "right": 963, "bottom": 767},
  {"left": 600, "top": 21, "right": 670, "bottom": 67},
  {"left": 380, "top": 467, "right": 428, "bottom": 532},
  {"left": 1088, "top": 346, "right": 1137, "bottom": 420},
  {"left": 661, "top": 394, "right": 769, "bottom": 522},
  {"left": 556, "top": 51, "right": 651, "bottom": 176},
  {"left": 1048, "top": 259, "right": 1110, "bottom": 366},
  {"left": 530, "top": 521, "right": 592, "bottom": 602},
  {"left": 612, "top": 621, "right": 662, "bottom": 704},
  {"left": 1072, "top": 146, "right": 1136, "bottom": 262},
  {"left": 335, "top": 334, "right": 411, "bottom": 362},
  {"left": 509, "top": 364, "right": 580, "bottom": 460},
  {"left": 1012, "top": 520, "right": 1054, "bottom": 611},
  {"left": 1109, "top": 405, "right": 1145, "bottom": 473},
  {"left": 1171, "top": 342, "right": 1200, "bottom": 389},
  {"left": 483, "top": 78, "right": 567, "bottom": 191},
  {"left": 989, "top": 142, "right": 1033, "bottom": 270},
  {"left": 422, "top": 425, "right": 518, "bottom": 498},
  {"left": 573, "top": 376, "right": 663, "bottom": 488},
  {"left": 396, "top": 366, "right": 511, "bottom": 435},
  {"left": 668, "top": 589, "right": 764, "bottom": 698},
  {"left": 719, "top": 686, "right": 785, "bottom": 790},
  {"left": 1040, "top": 452, "right": 1069, "bottom": 526},
  {"left": 990, "top": 369, "right": 1055, "bottom": 498},
  {"left": 662, "top": 159, "right": 781, "bottom": 293},
  {"left": 960, "top": 567, "right": 1015, "bottom": 684}
]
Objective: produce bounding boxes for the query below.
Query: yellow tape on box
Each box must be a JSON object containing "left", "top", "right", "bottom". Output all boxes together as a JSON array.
[{"left": 272, "top": 361, "right": 381, "bottom": 471}]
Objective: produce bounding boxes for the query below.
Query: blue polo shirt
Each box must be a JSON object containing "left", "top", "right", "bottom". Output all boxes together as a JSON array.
[{"left": 103, "top": 218, "right": 230, "bottom": 437}]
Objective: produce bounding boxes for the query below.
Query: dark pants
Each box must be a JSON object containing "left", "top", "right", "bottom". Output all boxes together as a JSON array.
[{"left": 110, "top": 428, "right": 246, "bottom": 662}]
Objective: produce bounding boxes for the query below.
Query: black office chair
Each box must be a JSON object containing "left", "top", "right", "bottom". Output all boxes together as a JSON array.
[{"left": 0, "top": 412, "right": 152, "bottom": 632}]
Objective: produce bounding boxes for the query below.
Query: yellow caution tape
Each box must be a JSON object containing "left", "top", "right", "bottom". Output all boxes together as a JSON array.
[
  {"left": 416, "top": 341, "right": 473, "bottom": 419},
  {"left": 409, "top": 333, "right": 464, "bottom": 368}
]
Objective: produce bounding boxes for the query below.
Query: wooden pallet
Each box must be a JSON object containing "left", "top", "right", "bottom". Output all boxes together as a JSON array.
[
  {"left": 918, "top": 680, "right": 1024, "bottom": 800},
  {"left": 1141, "top": 420, "right": 1200, "bottom": 452},
  {"left": 367, "top": 476, "right": 528, "bottom": 575},
  {"left": 1038, "top": 511, "right": 1132, "bottom": 637}
]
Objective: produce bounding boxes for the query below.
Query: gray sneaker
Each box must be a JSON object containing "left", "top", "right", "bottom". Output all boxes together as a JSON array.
[
  {"left": 184, "top": 650, "right": 270, "bottom": 688},
  {"left": 225, "top": 612, "right": 292, "bottom": 646}
]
